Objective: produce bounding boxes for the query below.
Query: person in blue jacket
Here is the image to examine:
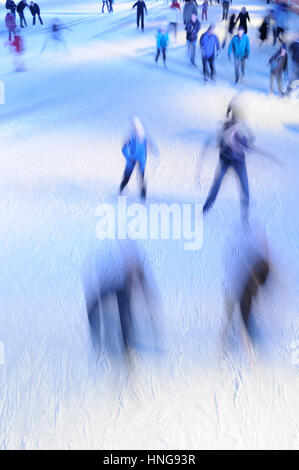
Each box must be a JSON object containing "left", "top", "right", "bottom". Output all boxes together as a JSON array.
[
  {"left": 120, "top": 116, "right": 148, "bottom": 200},
  {"left": 155, "top": 27, "right": 169, "bottom": 68},
  {"left": 200, "top": 24, "right": 220, "bottom": 81},
  {"left": 228, "top": 26, "right": 250, "bottom": 83}
]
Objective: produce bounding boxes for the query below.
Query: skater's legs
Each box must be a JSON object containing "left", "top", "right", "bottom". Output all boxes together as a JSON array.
[
  {"left": 241, "top": 58, "right": 246, "bottom": 77},
  {"left": 203, "top": 158, "right": 230, "bottom": 212},
  {"left": 234, "top": 57, "right": 240, "bottom": 82},
  {"left": 155, "top": 48, "right": 161, "bottom": 62},
  {"left": 120, "top": 161, "right": 135, "bottom": 193},
  {"left": 233, "top": 160, "right": 249, "bottom": 208},
  {"left": 116, "top": 287, "right": 133, "bottom": 352},
  {"left": 38, "top": 15, "right": 43, "bottom": 25},
  {"left": 209, "top": 56, "right": 215, "bottom": 79}
]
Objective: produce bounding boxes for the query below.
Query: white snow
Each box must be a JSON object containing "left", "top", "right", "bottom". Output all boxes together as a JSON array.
[{"left": 0, "top": 0, "right": 298, "bottom": 450}]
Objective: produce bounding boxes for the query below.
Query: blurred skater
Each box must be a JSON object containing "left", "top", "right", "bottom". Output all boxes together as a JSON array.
[
  {"left": 7, "top": 28, "right": 25, "bottom": 71},
  {"left": 202, "top": 101, "right": 254, "bottom": 223},
  {"left": 168, "top": 0, "right": 181, "bottom": 42},
  {"left": 155, "top": 27, "right": 169, "bottom": 68},
  {"left": 40, "top": 18, "right": 70, "bottom": 54},
  {"left": 222, "top": 10, "right": 236, "bottom": 48},
  {"left": 82, "top": 241, "right": 158, "bottom": 363},
  {"left": 17, "top": 0, "right": 28, "bottom": 28},
  {"left": 133, "top": 0, "right": 147, "bottom": 31},
  {"left": 222, "top": 227, "right": 271, "bottom": 359},
  {"left": 222, "top": 0, "right": 230, "bottom": 21},
  {"left": 5, "top": 11, "right": 17, "bottom": 41},
  {"left": 258, "top": 11, "right": 271, "bottom": 46},
  {"left": 269, "top": 44, "right": 288, "bottom": 96},
  {"left": 120, "top": 116, "right": 158, "bottom": 200}
]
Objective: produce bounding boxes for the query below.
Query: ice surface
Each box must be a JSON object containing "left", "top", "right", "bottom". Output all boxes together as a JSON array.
[{"left": 0, "top": 0, "right": 298, "bottom": 450}]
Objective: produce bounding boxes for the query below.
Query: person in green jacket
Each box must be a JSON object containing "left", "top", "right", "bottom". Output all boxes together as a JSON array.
[{"left": 228, "top": 26, "right": 250, "bottom": 83}]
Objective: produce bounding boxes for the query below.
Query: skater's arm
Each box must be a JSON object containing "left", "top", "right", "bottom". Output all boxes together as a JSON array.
[
  {"left": 252, "top": 146, "right": 281, "bottom": 165},
  {"left": 132, "top": 2, "right": 138, "bottom": 8}
]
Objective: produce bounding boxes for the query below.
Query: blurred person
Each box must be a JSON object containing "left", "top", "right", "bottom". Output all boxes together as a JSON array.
[
  {"left": 228, "top": 26, "right": 250, "bottom": 83},
  {"left": 5, "top": 11, "right": 17, "bottom": 41},
  {"left": 132, "top": 0, "right": 147, "bottom": 32},
  {"left": 222, "top": 226, "right": 271, "bottom": 359},
  {"left": 269, "top": 44, "right": 288, "bottom": 96},
  {"left": 273, "top": 1, "right": 288, "bottom": 46},
  {"left": 155, "top": 27, "right": 169, "bottom": 68},
  {"left": 108, "top": 0, "right": 114, "bottom": 12},
  {"left": 168, "top": 0, "right": 181, "bottom": 42},
  {"left": 7, "top": 28, "right": 25, "bottom": 71},
  {"left": 222, "top": 0, "right": 230, "bottom": 21},
  {"left": 120, "top": 116, "right": 158, "bottom": 200},
  {"left": 183, "top": 0, "right": 198, "bottom": 25},
  {"left": 40, "top": 18, "right": 70, "bottom": 54},
  {"left": 82, "top": 241, "right": 159, "bottom": 362},
  {"left": 258, "top": 11, "right": 272, "bottom": 46},
  {"left": 202, "top": 106, "right": 254, "bottom": 223},
  {"left": 201, "top": 0, "right": 208, "bottom": 22},
  {"left": 222, "top": 10, "right": 236, "bottom": 48},
  {"left": 185, "top": 12, "right": 201, "bottom": 66},
  {"left": 5, "top": 0, "right": 17, "bottom": 17},
  {"left": 200, "top": 24, "right": 220, "bottom": 81},
  {"left": 29, "top": 2, "right": 43, "bottom": 25},
  {"left": 17, "top": 0, "right": 28, "bottom": 28},
  {"left": 235, "top": 6, "right": 250, "bottom": 34}
]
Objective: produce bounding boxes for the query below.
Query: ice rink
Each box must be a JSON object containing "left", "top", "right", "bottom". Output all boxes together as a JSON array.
[{"left": 0, "top": 0, "right": 298, "bottom": 449}]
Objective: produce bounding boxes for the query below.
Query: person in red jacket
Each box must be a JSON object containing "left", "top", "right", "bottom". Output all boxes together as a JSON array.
[
  {"left": 10, "top": 30, "right": 25, "bottom": 71},
  {"left": 5, "top": 11, "right": 17, "bottom": 41}
]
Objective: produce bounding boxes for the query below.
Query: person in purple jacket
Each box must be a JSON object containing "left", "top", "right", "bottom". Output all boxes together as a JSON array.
[{"left": 200, "top": 24, "right": 220, "bottom": 81}]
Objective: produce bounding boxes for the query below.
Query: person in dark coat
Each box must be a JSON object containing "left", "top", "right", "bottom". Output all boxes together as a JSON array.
[
  {"left": 17, "top": 1, "right": 28, "bottom": 28},
  {"left": 236, "top": 6, "right": 250, "bottom": 34},
  {"left": 222, "top": 0, "right": 230, "bottom": 21},
  {"left": 185, "top": 13, "right": 201, "bottom": 66},
  {"left": 222, "top": 11, "right": 236, "bottom": 48},
  {"left": 202, "top": 108, "right": 254, "bottom": 223},
  {"left": 132, "top": 0, "right": 147, "bottom": 31},
  {"left": 269, "top": 44, "right": 288, "bottom": 96},
  {"left": 29, "top": 2, "right": 43, "bottom": 25},
  {"left": 6, "top": 0, "right": 17, "bottom": 17},
  {"left": 258, "top": 13, "right": 271, "bottom": 45}
]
